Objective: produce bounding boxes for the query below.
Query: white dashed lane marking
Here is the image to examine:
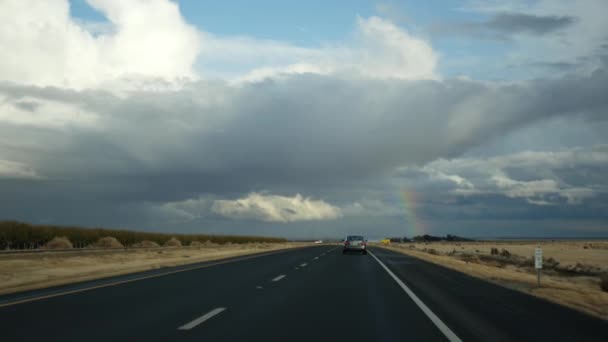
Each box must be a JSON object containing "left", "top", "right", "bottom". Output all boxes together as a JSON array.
[
  {"left": 178, "top": 307, "right": 226, "bottom": 331},
  {"left": 272, "top": 275, "right": 286, "bottom": 282}
]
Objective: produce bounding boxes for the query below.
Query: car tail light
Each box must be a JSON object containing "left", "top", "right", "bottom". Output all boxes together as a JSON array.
[
  {"left": 361, "top": 241, "right": 366, "bottom": 246},
  {"left": 344, "top": 240, "right": 350, "bottom": 246}
]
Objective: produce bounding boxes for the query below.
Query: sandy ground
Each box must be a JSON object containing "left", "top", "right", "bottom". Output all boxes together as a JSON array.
[
  {"left": 405, "top": 240, "right": 608, "bottom": 269},
  {"left": 0, "top": 243, "right": 308, "bottom": 296},
  {"left": 375, "top": 241, "right": 608, "bottom": 320}
]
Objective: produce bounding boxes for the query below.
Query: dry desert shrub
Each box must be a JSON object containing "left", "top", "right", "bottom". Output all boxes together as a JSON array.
[
  {"left": 459, "top": 253, "right": 480, "bottom": 263},
  {"left": 600, "top": 274, "right": 608, "bottom": 292},
  {"left": 92, "top": 236, "right": 124, "bottom": 249},
  {"left": 163, "top": 237, "right": 182, "bottom": 247},
  {"left": 132, "top": 240, "right": 160, "bottom": 248},
  {"left": 544, "top": 257, "right": 560, "bottom": 269},
  {"left": 44, "top": 236, "right": 73, "bottom": 249},
  {"left": 189, "top": 240, "right": 202, "bottom": 247},
  {"left": 557, "top": 262, "right": 603, "bottom": 276}
]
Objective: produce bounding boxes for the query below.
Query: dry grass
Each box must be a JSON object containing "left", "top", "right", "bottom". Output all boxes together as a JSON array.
[
  {"left": 377, "top": 242, "right": 608, "bottom": 320},
  {"left": 404, "top": 240, "right": 608, "bottom": 270},
  {"left": 44, "top": 236, "right": 73, "bottom": 249},
  {"left": 0, "top": 242, "right": 309, "bottom": 295}
]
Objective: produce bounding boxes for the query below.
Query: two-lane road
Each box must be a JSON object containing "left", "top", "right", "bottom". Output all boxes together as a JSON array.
[{"left": 0, "top": 245, "right": 606, "bottom": 341}]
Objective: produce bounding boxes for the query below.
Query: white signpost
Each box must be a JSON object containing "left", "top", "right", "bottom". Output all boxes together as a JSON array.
[{"left": 535, "top": 247, "right": 542, "bottom": 287}]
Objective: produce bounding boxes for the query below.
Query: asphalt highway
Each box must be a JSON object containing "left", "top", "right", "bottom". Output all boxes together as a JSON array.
[{"left": 0, "top": 245, "right": 606, "bottom": 341}]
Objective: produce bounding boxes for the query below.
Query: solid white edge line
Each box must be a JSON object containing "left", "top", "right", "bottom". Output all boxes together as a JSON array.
[
  {"left": 178, "top": 307, "right": 226, "bottom": 330},
  {"left": 368, "top": 251, "right": 462, "bottom": 342},
  {"left": 272, "top": 274, "right": 286, "bottom": 282},
  {"left": 300, "top": 263, "right": 308, "bottom": 267}
]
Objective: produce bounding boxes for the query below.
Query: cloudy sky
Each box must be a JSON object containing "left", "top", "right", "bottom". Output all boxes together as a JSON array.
[{"left": 1, "top": 0, "right": 607, "bottom": 239}]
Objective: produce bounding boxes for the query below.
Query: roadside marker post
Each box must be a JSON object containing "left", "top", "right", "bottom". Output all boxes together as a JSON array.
[{"left": 534, "top": 247, "right": 542, "bottom": 287}]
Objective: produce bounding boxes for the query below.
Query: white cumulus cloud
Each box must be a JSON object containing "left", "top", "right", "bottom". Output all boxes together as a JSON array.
[
  {"left": 0, "top": 0, "right": 438, "bottom": 90},
  {"left": 402, "top": 145, "right": 608, "bottom": 205},
  {"left": 211, "top": 193, "right": 342, "bottom": 223},
  {"left": 159, "top": 193, "right": 343, "bottom": 223},
  {"left": 230, "top": 16, "right": 439, "bottom": 83},
  {"left": 0, "top": 0, "right": 201, "bottom": 89}
]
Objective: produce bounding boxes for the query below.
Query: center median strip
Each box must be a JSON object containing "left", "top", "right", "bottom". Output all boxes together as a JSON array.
[{"left": 369, "top": 250, "right": 462, "bottom": 342}]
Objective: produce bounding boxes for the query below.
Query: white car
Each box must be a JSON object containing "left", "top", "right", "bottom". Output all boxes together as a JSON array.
[
  {"left": 343, "top": 235, "right": 367, "bottom": 255},
  {"left": 314, "top": 240, "right": 323, "bottom": 244}
]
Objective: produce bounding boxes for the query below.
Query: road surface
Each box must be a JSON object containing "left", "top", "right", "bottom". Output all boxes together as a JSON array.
[{"left": 0, "top": 245, "right": 606, "bottom": 341}]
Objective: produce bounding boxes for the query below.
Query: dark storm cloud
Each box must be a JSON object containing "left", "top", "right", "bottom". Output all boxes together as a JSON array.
[
  {"left": 433, "top": 12, "right": 576, "bottom": 40},
  {"left": 1, "top": 63, "right": 608, "bottom": 234},
  {"left": 3, "top": 69, "right": 607, "bottom": 188},
  {"left": 487, "top": 13, "right": 575, "bottom": 35},
  {"left": 421, "top": 193, "right": 608, "bottom": 221},
  {"left": 13, "top": 100, "right": 40, "bottom": 112},
  {"left": 523, "top": 61, "right": 577, "bottom": 71}
]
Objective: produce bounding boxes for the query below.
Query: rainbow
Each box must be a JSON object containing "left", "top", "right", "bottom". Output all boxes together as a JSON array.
[{"left": 400, "top": 189, "right": 426, "bottom": 237}]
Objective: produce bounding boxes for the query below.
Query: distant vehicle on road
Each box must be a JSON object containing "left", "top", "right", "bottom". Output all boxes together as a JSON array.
[
  {"left": 314, "top": 240, "right": 323, "bottom": 244},
  {"left": 343, "top": 235, "right": 367, "bottom": 255}
]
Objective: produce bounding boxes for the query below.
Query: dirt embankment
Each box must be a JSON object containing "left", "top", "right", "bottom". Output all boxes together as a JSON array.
[
  {"left": 375, "top": 241, "right": 608, "bottom": 321},
  {"left": 0, "top": 243, "right": 308, "bottom": 296}
]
